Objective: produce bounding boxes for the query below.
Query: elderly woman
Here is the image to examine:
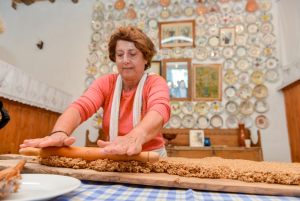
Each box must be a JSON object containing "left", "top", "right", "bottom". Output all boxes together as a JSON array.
[{"left": 20, "top": 26, "right": 171, "bottom": 157}]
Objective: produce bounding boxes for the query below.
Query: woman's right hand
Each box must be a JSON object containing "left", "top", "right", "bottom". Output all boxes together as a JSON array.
[{"left": 19, "top": 132, "right": 76, "bottom": 148}]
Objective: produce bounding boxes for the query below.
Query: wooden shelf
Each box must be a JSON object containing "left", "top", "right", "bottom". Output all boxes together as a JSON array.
[{"left": 163, "top": 128, "right": 263, "bottom": 161}]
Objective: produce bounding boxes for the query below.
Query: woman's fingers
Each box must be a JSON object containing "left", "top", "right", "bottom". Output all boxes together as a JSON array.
[
  {"left": 63, "top": 136, "right": 76, "bottom": 146},
  {"left": 20, "top": 138, "right": 44, "bottom": 148},
  {"left": 97, "top": 140, "right": 110, "bottom": 147}
]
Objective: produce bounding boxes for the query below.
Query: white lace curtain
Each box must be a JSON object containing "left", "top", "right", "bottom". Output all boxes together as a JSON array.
[
  {"left": 277, "top": 0, "right": 300, "bottom": 89},
  {"left": 0, "top": 60, "right": 73, "bottom": 113}
]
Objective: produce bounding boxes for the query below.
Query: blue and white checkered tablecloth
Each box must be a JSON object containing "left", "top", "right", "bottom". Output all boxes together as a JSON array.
[{"left": 53, "top": 181, "right": 300, "bottom": 201}]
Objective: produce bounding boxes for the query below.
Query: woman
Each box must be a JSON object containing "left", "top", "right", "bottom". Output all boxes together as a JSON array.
[{"left": 20, "top": 26, "right": 171, "bottom": 157}]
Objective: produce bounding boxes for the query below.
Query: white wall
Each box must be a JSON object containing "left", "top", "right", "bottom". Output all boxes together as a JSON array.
[
  {"left": 0, "top": 0, "right": 100, "bottom": 145},
  {"left": 0, "top": 0, "right": 292, "bottom": 161}
]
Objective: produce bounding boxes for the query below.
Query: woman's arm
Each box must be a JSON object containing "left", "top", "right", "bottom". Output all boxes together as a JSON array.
[{"left": 19, "top": 107, "right": 81, "bottom": 148}]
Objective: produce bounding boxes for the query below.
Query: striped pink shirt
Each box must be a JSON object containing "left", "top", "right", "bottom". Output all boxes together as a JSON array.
[{"left": 70, "top": 73, "right": 171, "bottom": 151}]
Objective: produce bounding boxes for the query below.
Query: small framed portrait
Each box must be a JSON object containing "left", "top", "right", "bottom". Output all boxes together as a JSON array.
[
  {"left": 192, "top": 64, "right": 222, "bottom": 101},
  {"left": 189, "top": 130, "right": 205, "bottom": 147},
  {"left": 159, "top": 20, "right": 195, "bottom": 48},
  {"left": 147, "top": 61, "right": 162, "bottom": 75},
  {"left": 162, "top": 58, "right": 192, "bottom": 101},
  {"left": 220, "top": 27, "right": 235, "bottom": 46}
]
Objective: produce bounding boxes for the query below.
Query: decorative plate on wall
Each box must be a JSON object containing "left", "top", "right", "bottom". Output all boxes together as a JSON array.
[
  {"left": 224, "top": 85, "right": 237, "bottom": 100},
  {"left": 182, "top": 102, "right": 194, "bottom": 114},
  {"left": 169, "top": 115, "right": 182, "bottom": 128},
  {"left": 197, "top": 115, "right": 210, "bottom": 129},
  {"left": 226, "top": 115, "right": 239, "bottom": 128},
  {"left": 182, "top": 114, "right": 195, "bottom": 128},
  {"left": 238, "top": 84, "right": 253, "bottom": 100},
  {"left": 225, "top": 100, "right": 239, "bottom": 115},
  {"left": 254, "top": 99, "right": 269, "bottom": 113},
  {"left": 253, "top": 84, "right": 268, "bottom": 99},
  {"left": 195, "top": 102, "right": 210, "bottom": 115},
  {"left": 224, "top": 69, "right": 238, "bottom": 85},
  {"left": 210, "top": 101, "right": 224, "bottom": 114},
  {"left": 239, "top": 100, "right": 254, "bottom": 116},
  {"left": 255, "top": 115, "right": 269, "bottom": 129},
  {"left": 210, "top": 114, "right": 223, "bottom": 128},
  {"left": 240, "top": 116, "right": 253, "bottom": 128},
  {"left": 170, "top": 102, "right": 181, "bottom": 115},
  {"left": 265, "top": 69, "right": 279, "bottom": 83},
  {"left": 251, "top": 70, "right": 264, "bottom": 85}
]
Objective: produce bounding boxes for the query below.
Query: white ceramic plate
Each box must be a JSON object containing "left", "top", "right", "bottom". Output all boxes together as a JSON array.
[{"left": 6, "top": 174, "right": 80, "bottom": 201}]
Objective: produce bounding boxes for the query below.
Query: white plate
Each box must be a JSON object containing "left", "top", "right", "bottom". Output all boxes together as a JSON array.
[{"left": 6, "top": 174, "right": 80, "bottom": 201}]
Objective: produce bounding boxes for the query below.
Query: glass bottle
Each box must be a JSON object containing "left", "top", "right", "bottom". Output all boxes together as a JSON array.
[{"left": 238, "top": 123, "right": 246, "bottom": 146}]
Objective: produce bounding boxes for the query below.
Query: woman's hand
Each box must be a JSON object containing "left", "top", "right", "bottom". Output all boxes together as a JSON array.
[
  {"left": 19, "top": 132, "right": 76, "bottom": 148},
  {"left": 97, "top": 129, "right": 145, "bottom": 156}
]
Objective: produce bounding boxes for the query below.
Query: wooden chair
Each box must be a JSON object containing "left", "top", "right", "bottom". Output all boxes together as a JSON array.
[{"left": 85, "top": 129, "right": 107, "bottom": 147}]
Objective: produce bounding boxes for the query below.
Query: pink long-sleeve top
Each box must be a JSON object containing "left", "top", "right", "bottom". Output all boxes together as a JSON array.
[{"left": 70, "top": 73, "right": 171, "bottom": 151}]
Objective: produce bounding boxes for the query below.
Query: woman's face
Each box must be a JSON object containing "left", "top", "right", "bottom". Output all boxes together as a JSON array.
[{"left": 115, "top": 40, "right": 147, "bottom": 82}]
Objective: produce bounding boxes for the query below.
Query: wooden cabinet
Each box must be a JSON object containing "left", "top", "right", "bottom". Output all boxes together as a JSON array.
[
  {"left": 163, "top": 128, "right": 263, "bottom": 161},
  {"left": 0, "top": 97, "right": 60, "bottom": 154}
]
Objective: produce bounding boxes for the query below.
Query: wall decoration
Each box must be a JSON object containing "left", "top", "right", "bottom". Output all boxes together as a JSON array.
[
  {"left": 162, "top": 58, "right": 192, "bottom": 101},
  {"left": 189, "top": 130, "right": 205, "bottom": 147},
  {"left": 219, "top": 27, "right": 235, "bottom": 46},
  {"left": 87, "top": 0, "right": 280, "bottom": 130},
  {"left": 147, "top": 61, "right": 161, "bottom": 75},
  {"left": 192, "top": 64, "right": 222, "bottom": 101},
  {"left": 159, "top": 20, "right": 195, "bottom": 48}
]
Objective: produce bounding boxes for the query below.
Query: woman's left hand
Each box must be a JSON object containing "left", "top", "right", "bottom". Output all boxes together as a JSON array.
[{"left": 97, "top": 130, "right": 145, "bottom": 156}]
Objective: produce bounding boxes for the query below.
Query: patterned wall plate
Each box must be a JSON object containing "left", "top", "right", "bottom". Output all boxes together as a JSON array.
[
  {"left": 182, "top": 102, "right": 194, "bottom": 114},
  {"left": 224, "top": 69, "right": 238, "bottom": 85},
  {"left": 265, "top": 69, "right": 279, "bottom": 83},
  {"left": 235, "top": 24, "right": 245, "bottom": 34},
  {"left": 210, "top": 114, "right": 223, "bottom": 128},
  {"left": 255, "top": 115, "right": 269, "bottom": 129},
  {"left": 224, "top": 59, "right": 235, "bottom": 69},
  {"left": 222, "top": 47, "right": 234, "bottom": 59},
  {"left": 238, "top": 84, "right": 253, "bottom": 100},
  {"left": 235, "top": 34, "right": 248, "bottom": 46},
  {"left": 238, "top": 72, "right": 250, "bottom": 84},
  {"left": 170, "top": 102, "right": 181, "bottom": 115},
  {"left": 224, "top": 85, "right": 237, "bottom": 100},
  {"left": 255, "top": 99, "right": 269, "bottom": 113},
  {"left": 253, "top": 84, "right": 268, "bottom": 99},
  {"left": 250, "top": 70, "right": 264, "bottom": 85},
  {"left": 237, "top": 59, "right": 250, "bottom": 71},
  {"left": 210, "top": 101, "right": 224, "bottom": 114},
  {"left": 261, "top": 23, "right": 273, "bottom": 34},
  {"left": 247, "top": 23, "right": 259, "bottom": 34},
  {"left": 225, "top": 100, "right": 239, "bottom": 115},
  {"left": 182, "top": 114, "right": 195, "bottom": 128},
  {"left": 169, "top": 115, "right": 182, "bottom": 128},
  {"left": 226, "top": 115, "right": 239, "bottom": 128},
  {"left": 195, "top": 47, "right": 208, "bottom": 61},
  {"left": 236, "top": 46, "right": 247, "bottom": 57},
  {"left": 266, "top": 57, "right": 278, "bottom": 69},
  {"left": 197, "top": 115, "right": 210, "bottom": 129},
  {"left": 239, "top": 100, "right": 254, "bottom": 115},
  {"left": 195, "top": 102, "right": 210, "bottom": 115}
]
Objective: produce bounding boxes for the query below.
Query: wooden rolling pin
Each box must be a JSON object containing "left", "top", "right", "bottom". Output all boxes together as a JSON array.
[{"left": 19, "top": 146, "right": 159, "bottom": 163}]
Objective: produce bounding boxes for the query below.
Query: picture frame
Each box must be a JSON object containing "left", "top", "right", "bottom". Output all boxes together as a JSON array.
[
  {"left": 147, "top": 60, "right": 162, "bottom": 75},
  {"left": 192, "top": 64, "right": 222, "bottom": 101},
  {"left": 189, "top": 130, "right": 205, "bottom": 147},
  {"left": 159, "top": 20, "right": 195, "bottom": 48},
  {"left": 219, "top": 27, "right": 235, "bottom": 46},
  {"left": 162, "top": 58, "right": 192, "bottom": 101}
]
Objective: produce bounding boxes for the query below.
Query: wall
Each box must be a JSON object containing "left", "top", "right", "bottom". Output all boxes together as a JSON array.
[{"left": 0, "top": 0, "right": 291, "bottom": 161}]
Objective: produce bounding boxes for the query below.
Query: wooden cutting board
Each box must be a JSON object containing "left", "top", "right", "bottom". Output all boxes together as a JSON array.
[{"left": 1, "top": 155, "right": 300, "bottom": 197}]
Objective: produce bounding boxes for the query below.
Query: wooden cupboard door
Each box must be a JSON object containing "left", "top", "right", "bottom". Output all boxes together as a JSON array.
[{"left": 283, "top": 79, "right": 300, "bottom": 162}]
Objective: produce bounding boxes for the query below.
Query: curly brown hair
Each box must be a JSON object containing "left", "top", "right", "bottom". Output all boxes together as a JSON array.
[{"left": 108, "top": 26, "right": 156, "bottom": 70}]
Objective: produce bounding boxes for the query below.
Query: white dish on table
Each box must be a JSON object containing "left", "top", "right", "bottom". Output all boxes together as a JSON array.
[{"left": 6, "top": 174, "right": 80, "bottom": 201}]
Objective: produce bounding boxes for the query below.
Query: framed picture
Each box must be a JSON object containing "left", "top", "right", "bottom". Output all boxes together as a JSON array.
[
  {"left": 189, "top": 130, "right": 205, "bottom": 147},
  {"left": 192, "top": 64, "right": 222, "bottom": 101},
  {"left": 219, "top": 27, "right": 235, "bottom": 46},
  {"left": 147, "top": 61, "right": 161, "bottom": 75},
  {"left": 159, "top": 20, "right": 195, "bottom": 48},
  {"left": 162, "top": 58, "right": 192, "bottom": 101}
]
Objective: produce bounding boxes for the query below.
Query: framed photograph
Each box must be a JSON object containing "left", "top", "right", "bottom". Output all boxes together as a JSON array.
[
  {"left": 147, "top": 61, "right": 161, "bottom": 75},
  {"left": 219, "top": 27, "right": 235, "bottom": 46},
  {"left": 192, "top": 64, "right": 222, "bottom": 101},
  {"left": 159, "top": 20, "right": 195, "bottom": 48},
  {"left": 162, "top": 58, "right": 192, "bottom": 101},
  {"left": 189, "top": 130, "right": 205, "bottom": 147}
]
